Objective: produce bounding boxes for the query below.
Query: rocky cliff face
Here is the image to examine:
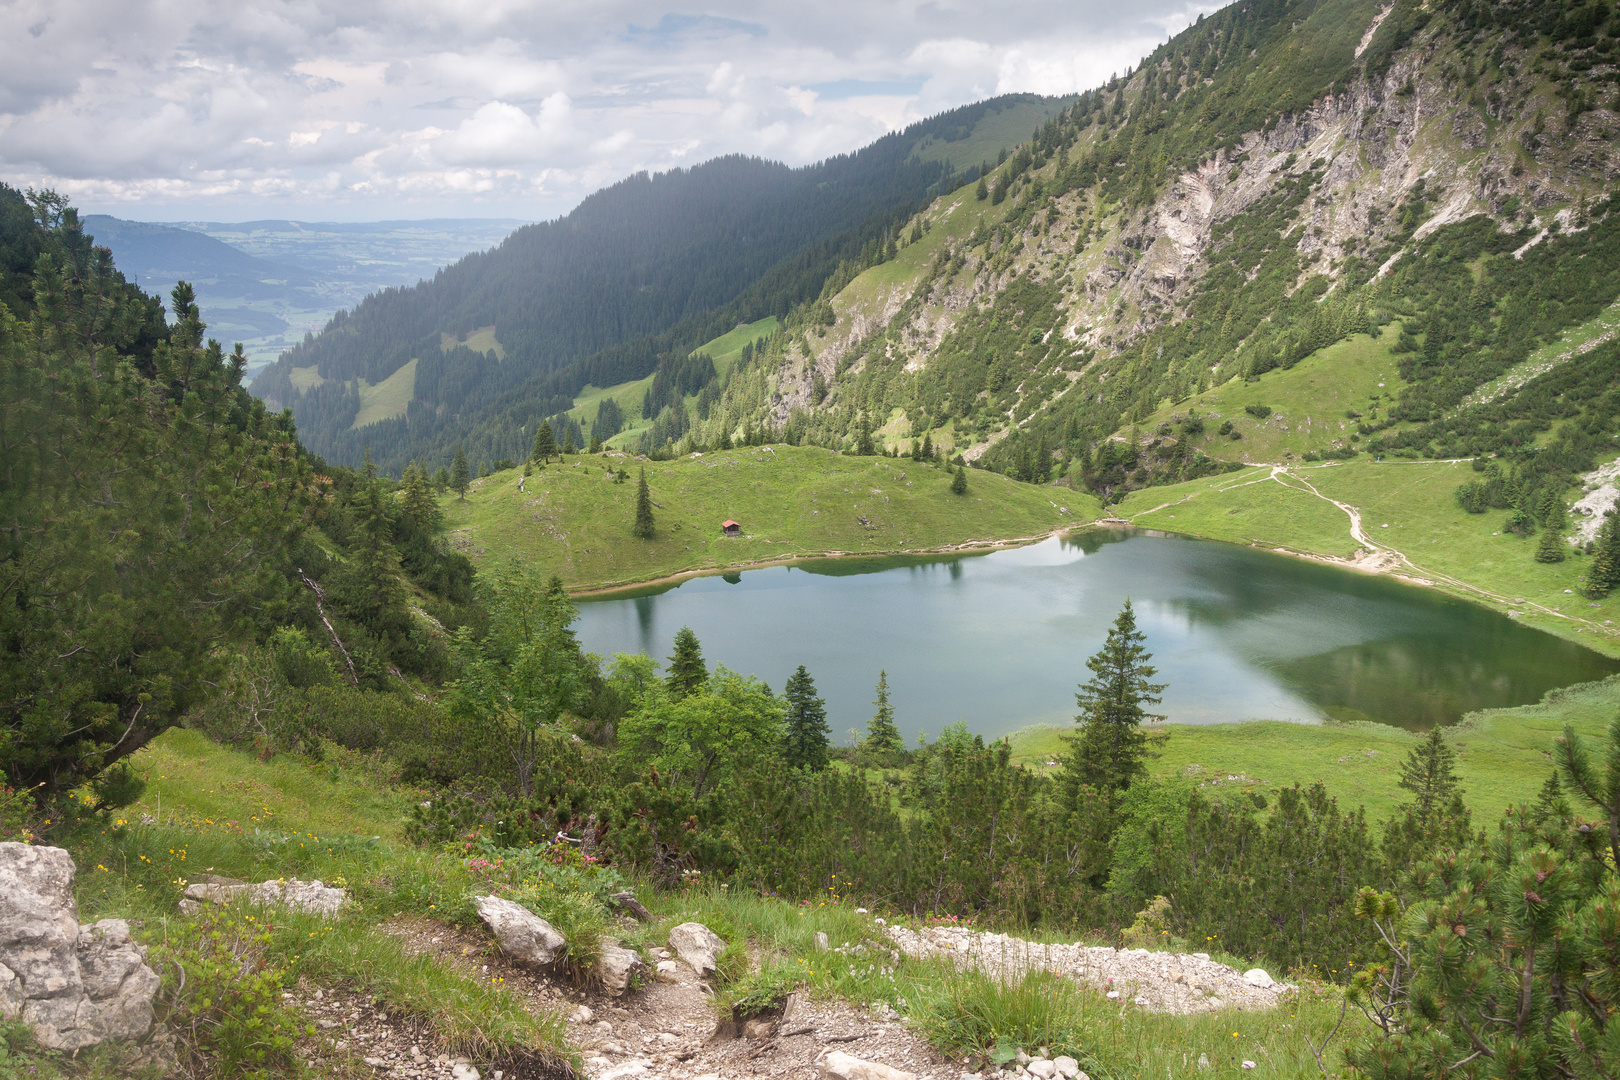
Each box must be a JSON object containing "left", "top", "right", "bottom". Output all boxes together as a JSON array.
[{"left": 736, "top": 0, "right": 1618, "bottom": 466}]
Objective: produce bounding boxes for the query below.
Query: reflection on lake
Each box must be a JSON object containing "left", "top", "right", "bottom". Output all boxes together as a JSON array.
[{"left": 575, "top": 532, "right": 1619, "bottom": 742}]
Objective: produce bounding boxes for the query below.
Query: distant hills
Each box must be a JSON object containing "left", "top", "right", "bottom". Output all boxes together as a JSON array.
[
  {"left": 85, "top": 216, "right": 525, "bottom": 373},
  {"left": 246, "top": 95, "right": 1071, "bottom": 470}
]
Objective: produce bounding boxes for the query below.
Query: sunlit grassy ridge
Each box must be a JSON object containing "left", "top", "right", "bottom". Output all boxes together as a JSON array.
[
  {"left": 1008, "top": 673, "right": 1620, "bottom": 823},
  {"left": 447, "top": 444, "right": 1101, "bottom": 591}
]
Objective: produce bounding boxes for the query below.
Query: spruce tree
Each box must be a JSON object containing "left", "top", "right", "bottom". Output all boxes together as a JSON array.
[
  {"left": 401, "top": 462, "right": 439, "bottom": 532},
  {"left": 865, "top": 670, "right": 903, "bottom": 755},
  {"left": 855, "top": 418, "right": 876, "bottom": 456},
  {"left": 1064, "top": 599, "right": 1166, "bottom": 794},
  {"left": 976, "top": 175, "right": 989, "bottom": 201},
  {"left": 532, "top": 422, "right": 557, "bottom": 464},
  {"left": 665, "top": 627, "right": 708, "bottom": 698},
  {"left": 1585, "top": 515, "right": 1619, "bottom": 597},
  {"left": 951, "top": 465, "right": 968, "bottom": 495},
  {"left": 1396, "top": 727, "right": 1461, "bottom": 817},
  {"left": 1535, "top": 526, "right": 1566, "bottom": 563},
  {"left": 432, "top": 466, "right": 450, "bottom": 491},
  {"left": 783, "top": 665, "right": 831, "bottom": 771},
  {"left": 451, "top": 445, "right": 471, "bottom": 500},
  {"left": 920, "top": 432, "right": 933, "bottom": 463},
  {"left": 588, "top": 432, "right": 603, "bottom": 454},
  {"left": 633, "top": 468, "right": 656, "bottom": 539},
  {"left": 561, "top": 428, "right": 575, "bottom": 455}
]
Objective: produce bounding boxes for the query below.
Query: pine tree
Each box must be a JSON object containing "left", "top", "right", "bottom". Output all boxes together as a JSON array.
[
  {"left": 633, "top": 467, "right": 656, "bottom": 539},
  {"left": 1535, "top": 526, "right": 1566, "bottom": 563},
  {"left": 1585, "top": 515, "right": 1620, "bottom": 597},
  {"left": 855, "top": 418, "right": 876, "bottom": 456},
  {"left": 665, "top": 627, "right": 708, "bottom": 698},
  {"left": 432, "top": 466, "right": 450, "bottom": 491},
  {"left": 865, "top": 670, "right": 903, "bottom": 755},
  {"left": 1064, "top": 600, "right": 1166, "bottom": 794},
  {"left": 783, "top": 665, "right": 831, "bottom": 771},
  {"left": 532, "top": 422, "right": 557, "bottom": 464},
  {"left": 920, "top": 432, "right": 933, "bottom": 463},
  {"left": 401, "top": 461, "right": 439, "bottom": 532},
  {"left": 951, "top": 465, "right": 968, "bottom": 495},
  {"left": 451, "top": 445, "right": 471, "bottom": 500},
  {"left": 1537, "top": 487, "right": 1566, "bottom": 529},
  {"left": 1396, "top": 727, "right": 1461, "bottom": 817},
  {"left": 976, "top": 175, "right": 989, "bottom": 201},
  {"left": 588, "top": 432, "right": 603, "bottom": 454},
  {"left": 561, "top": 428, "right": 575, "bottom": 455}
]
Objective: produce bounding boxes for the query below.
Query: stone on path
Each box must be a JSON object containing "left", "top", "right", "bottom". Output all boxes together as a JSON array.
[
  {"left": 474, "top": 895, "right": 566, "bottom": 965},
  {"left": 595, "top": 939, "right": 644, "bottom": 994},
  {"left": 668, "top": 921, "right": 726, "bottom": 977},
  {"left": 820, "top": 1050, "right": 917, "bottom": 1080},
  {"left": 1028, "top": 1060, "right": 1058, "bottom": 1079},
  {"left": 1054, "top": 1055, "right": 1082, "bottom": 1078},
  {"left": 1242, "top": 968, "right": 1273, "bottom": 988},
  {"left": 0, "top": 844, "right": 162, "bottom": 1052}
]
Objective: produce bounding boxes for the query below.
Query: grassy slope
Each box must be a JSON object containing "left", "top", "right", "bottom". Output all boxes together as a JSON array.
[
  {"left": 441, "top": 325, "right": 507, "bottom": 359},
  {"left": 565, "top": 316, "right": 782, "bottom": 450},
  {"left": 445, "top": 444, "right": 1100, "bottom": 591},
  {"left": 1116, "top": 458, "right": 1620, "bottom": 653},
  {"left": 353, "top": 356, "right": 418, "bottom": 429},
  {"left": 1009, "top": 673, "right": 1620, "bottom": 823},
  {"left": 289, "top": 364, "right": 326, "bottom": 391},
  {"left": 1144, "top": 333, "right": 1409, "bottom": 463},
  {"left": 909, "top": 98, "right": 1076, "bottom": 171}
]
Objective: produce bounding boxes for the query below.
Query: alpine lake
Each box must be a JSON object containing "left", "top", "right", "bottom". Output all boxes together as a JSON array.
[{"left": 575, "top": 531, "right": 1620, "bottom": 743}]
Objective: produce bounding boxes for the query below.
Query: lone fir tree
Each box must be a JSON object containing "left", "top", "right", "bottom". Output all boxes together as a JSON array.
[
  {"left": 531, "top": 422, "right": 557, "bottom": 464},
  {"left": 855, "top": 418, "right": 876, "bottom": 457},
  {"left": 451, "top": 445, "right": 471, "bottom": 500},
  {"left": 1397, "top": 726, "right": 1462, "bottom": 818},
  {"left": 633, "top": 468, "right": 656, "bottom": 539},
  {"left": 1535, "top": 526, "right": 1566, "bottom": 563},
  {"left": 951, "top": 465, "right": 968, "bottom": 495},
  {"left": 561, "top": 427, "right": 575, "bottom": 455},
  {"left": 865, "top": 670, "right": 903, "bottom": 755},
  {"left": 1064, "top": 599, "right": 1165, "bottom": 794},
  {"left": 784, "top": 665, "right": 831, "bottom": 771},
  {"left": 665, "top": 627, "right": 708, "bottom": 698}
]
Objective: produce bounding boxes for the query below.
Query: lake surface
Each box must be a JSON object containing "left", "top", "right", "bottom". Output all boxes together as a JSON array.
[{"left": 575, "top": 532, "right": 1619, "bottom": 742}]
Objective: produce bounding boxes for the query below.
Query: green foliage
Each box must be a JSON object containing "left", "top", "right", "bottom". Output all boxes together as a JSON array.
[
  {"left": 530, "top": 421, "right": 556, "bottom": 463},
  {"left": 1348, "top": 715, "right": 1620, "bottom": 1080},
  {"left": 1536, "top": 527, "right": 1568, "bottom": 563},
  {"left": 451, "top": 444, "right": 470, "bottom": 499},
  {"left": 865, "top": 670, "right": 904, "bottom": 756},
  {"left": 1064, "top": 600, "right": 1166, "bottom": 795},
  {"left": 1587, "top": 516, "right": 1620, "bottom": 598},
  {"left": 617, "top": 668, "right": 785, "bottom": 797},
  {"left": 1396, "top": 728, "right": 1461, "bottom": 819},
  {"left": 150, "top": 909, "right": 308, "bottom": 1079},
  {"left": 952, "top": 465, "right": 969, "bottom": 495},
  {"left": 783, "top": 666, "right": 831, "bottom": 771},
  {"left": 911, "top": 970, "right": 1110, "bottom": 1074},
  {"left": 449, "top": 563, "right": 586, "bottom": 795},
  {"left": 665, "top": 627, "right": 709, "bottom": 698},
  {"left": 0, "top": 209, "right": 312, "bottom": 796},
  {"left": 633, "top": 467, "right": 657, "bottom": 538}
]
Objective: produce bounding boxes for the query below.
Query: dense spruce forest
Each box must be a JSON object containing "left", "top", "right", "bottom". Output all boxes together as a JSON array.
[{"left": 250, "top": 96, "right": 1070, "bottom": 473}]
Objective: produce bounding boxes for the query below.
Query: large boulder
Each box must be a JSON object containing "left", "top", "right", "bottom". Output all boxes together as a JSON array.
[
  {"left": 0, "top": 844, "right": 161, "bottom": 1051},
  {"left": 668, "top": 922, "right": 725, "bottom": 978},
  {"left": 473, "top": 896, "right": 566, "bottom": 965},
  {"left": 595, "top": 939, "right": 644, "bottom": 995}
]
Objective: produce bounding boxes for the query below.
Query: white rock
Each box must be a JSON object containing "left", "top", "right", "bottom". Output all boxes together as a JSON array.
[
  {"left": 656, "top": 959, "right": 680, "bottom": 976},
  {"left": 570, "top": 1005, "right": 595, "bottom": 1023},
  {"left": 820, "top": 1050, "right": 917, "bottom": 1080},
  {"left": 182, "top": 878, "right": 346, "bottom": 917},
  {"left": 1192, "top": 953, "right": 1210, "bottom": 961},
  {"left": 474, "top": 896, "right": 566, "bottom": 965},
  {"left": 1198, "top": 1055, "right": 1210, "bottom": 1070},
  {"left": 1242, "top": 1061, "right": 1257, "bottom": 1070},
  {"left": 668, "top": 922, "right": 726, "bottom": 977},
  {"left": 451, "top": 1064, "right": 481, "bottom": 1080},
  {"left": 595, "top": 940, "right": 644, "bottom": 995},
  {"left": 0, "top": 846, "right": 161, "bottom": 1052},
  {"left": 1054, "top": 1056, "right": 1080, "bottom": 1078},
  {"left": 597, "top": 1060, "right": 652, "bottom": 1080},
  {"left": 1028, "top": 1060, "right": 1057, "bottom": 1079},
  {"left": 1242, "top": 968, "right": 1273, "bottom": 988}
]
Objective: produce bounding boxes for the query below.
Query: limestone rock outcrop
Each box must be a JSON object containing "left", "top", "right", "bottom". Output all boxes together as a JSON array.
[
  {"left": 473, "top": 895, "right": 566, "bottom": 965},
  {"left": 0, "top": 843, "right": 161, "bottom": 1051},
  {"left": 667, "top": 922, "right": 725, "bottom": 978}
]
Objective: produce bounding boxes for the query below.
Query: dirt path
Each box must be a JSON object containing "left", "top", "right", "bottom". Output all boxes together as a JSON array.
[
  {"left": 1127, "top": 461, "right": 1616, "bottom": 640},
  {"left": 378, "top": 917, "right": 950, "bottom": 1080}
]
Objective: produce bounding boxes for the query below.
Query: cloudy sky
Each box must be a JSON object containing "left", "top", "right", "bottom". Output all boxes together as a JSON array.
[{"left": 2, "top": 0, "right": 1213, "bottom": 223}]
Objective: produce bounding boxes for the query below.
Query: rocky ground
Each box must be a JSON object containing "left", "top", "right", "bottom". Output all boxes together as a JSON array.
[{"left": 884, "top": 925, "right": 1291, "bottom": 1015}]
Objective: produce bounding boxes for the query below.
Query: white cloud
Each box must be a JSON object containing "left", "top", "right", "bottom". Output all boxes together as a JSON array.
[{"left": 0, "top": 0, "right": 1216, "bottom": 221}]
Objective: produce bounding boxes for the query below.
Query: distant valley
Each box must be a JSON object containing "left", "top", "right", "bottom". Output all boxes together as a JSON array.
[{"left": 84, "top": 215, "right": 526, "bottom": 373}]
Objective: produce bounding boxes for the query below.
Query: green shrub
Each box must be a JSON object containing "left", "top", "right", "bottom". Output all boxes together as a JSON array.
[{"left": 912, "top": 970, "right": 1111, "bottom": 1073}]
